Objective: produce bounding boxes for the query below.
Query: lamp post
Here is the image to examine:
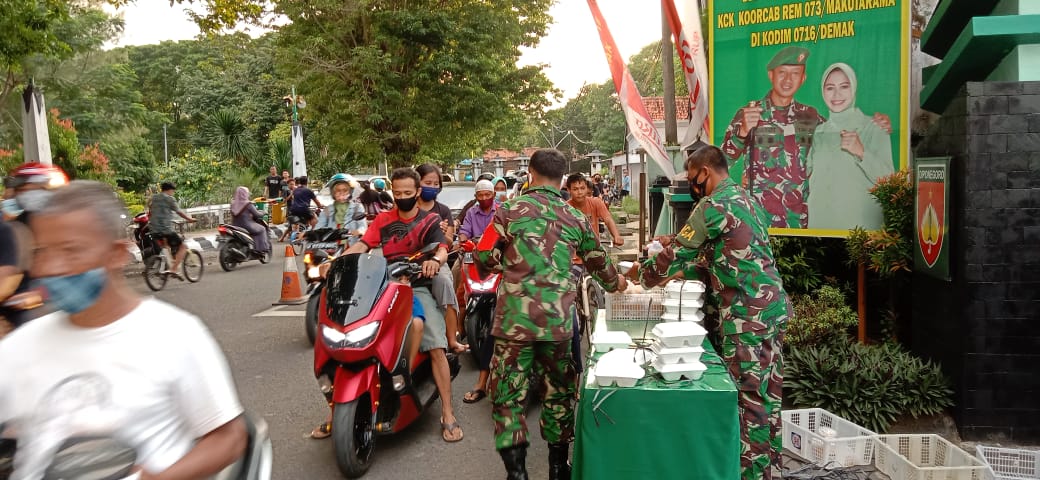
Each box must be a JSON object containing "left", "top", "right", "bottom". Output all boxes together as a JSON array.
[{"left": 283, "top": 86, "right": 308, "bottom": 177}]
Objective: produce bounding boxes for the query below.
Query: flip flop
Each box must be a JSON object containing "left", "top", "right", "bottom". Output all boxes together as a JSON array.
[
  {"left": 451, "top": 343, "right": 470, "bottom": 354},
  {"left": 462, "top": 389, "right": 486, "bottom": 404},
  {"left": 440, "top": 418, "right": 464, "bottom": 443},
  {"left": 310, "top": 422, "right": 331, "bottom": 439}
]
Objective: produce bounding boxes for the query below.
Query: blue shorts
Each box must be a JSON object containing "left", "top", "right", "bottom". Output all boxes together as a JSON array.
[{"left": 412, "top": 297, "right": 425, "bottom": 322}]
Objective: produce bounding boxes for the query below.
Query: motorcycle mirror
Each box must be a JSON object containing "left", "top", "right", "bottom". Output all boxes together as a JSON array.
[{"left": 462, "top": 240, "right": 476, "bottom": 252}]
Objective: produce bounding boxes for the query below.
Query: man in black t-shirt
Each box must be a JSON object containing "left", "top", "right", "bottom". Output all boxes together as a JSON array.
[
  {"left": 264, "top": 166, "right": 282, "bottom": 199},
  {"left": 288, "top": 176, "right": 322, "bottom": 228}
]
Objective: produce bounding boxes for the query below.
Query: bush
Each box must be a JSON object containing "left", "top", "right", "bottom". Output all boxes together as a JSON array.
[
  {"left": 154, "top": 149, "right": 238, "bottom": 208},
  {"left": 770, "top": 236, "right": 826, "bottom": 295},
  {"left": 621, "top": 196, "right": 639, "bottom": 216},
  {"left": 786, "top": 341, "right": 954, "bottom": 432},
  {"left": 787, "top": 285, "right": 857, "bottom": 350}
]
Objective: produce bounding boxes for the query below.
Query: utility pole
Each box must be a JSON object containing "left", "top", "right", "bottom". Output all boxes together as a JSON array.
[
  {"left": 662, "top": 8, "right": 678, "bottom": 145},
  {"left": 163, "top": 124, "right": 169, "bottom": 166}
]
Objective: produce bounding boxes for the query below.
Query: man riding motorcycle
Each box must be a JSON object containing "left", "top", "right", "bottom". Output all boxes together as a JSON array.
[
  {"left": 316, "top": 167, "right": 463, "bottom": 443},
  {"left": 1, "top": 162, "right": 69, "bottom": 333}
]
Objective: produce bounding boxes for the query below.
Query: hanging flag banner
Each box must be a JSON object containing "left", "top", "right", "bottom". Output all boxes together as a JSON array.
[
  {"left": 587, "top": 0, "right": 675, "bottom": 178},
  {"left": 662, "top": 0, "right": 710, "bottom": 146},
  {"left": 709, "top": 0, "right": 909, "bottom": 237},
  {"left": 291, "top": 121, "right": 307, "bottom": 179},
  {"left": 914, "top": 157, "right": 950, "bottom": 281}
]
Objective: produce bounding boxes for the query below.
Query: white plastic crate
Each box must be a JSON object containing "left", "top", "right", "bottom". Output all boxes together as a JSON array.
[
  {"left": 976, "top": 445, "right": 1040, "bottom": 480},
  {"left": 782, "top": 408, "right": 876, "bottom": 467},
  {"left": 874, "top": 434, "right": 989, "bottom": 480},
  {"left": 604, "top": 291, "right": 664, "bottom": 322}
]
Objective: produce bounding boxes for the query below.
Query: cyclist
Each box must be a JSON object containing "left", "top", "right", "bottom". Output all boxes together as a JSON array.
[
  {"left": 148, "top": 182, "right": 197, "bottom": 279},
  {"left": 288, "top": 176, "right": 322, "bottom": 231}
]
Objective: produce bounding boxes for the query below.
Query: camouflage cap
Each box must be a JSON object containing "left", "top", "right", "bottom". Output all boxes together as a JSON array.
[{"left": 766, "top": 46, "right": 810, "bottom": 70}]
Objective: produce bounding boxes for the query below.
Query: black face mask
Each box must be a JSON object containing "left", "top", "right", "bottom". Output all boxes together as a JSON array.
[
  {"left": 394, "top": 195, "right": 419, "bottom": 213},
  {"left": 688, "top": 169, "right": 709, "bottom": 203}
]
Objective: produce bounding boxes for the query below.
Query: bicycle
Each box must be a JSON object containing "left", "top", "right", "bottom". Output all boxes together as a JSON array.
[{"left": 143, "top": 233, "right": 204, "bottom": 291}]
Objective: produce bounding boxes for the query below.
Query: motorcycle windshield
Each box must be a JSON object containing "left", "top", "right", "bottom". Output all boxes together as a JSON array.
[{"left": 325, "top": 253, "right": 388, "bottom": 326}]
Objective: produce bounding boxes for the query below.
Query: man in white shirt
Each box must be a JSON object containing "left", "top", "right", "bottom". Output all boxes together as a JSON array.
[{"left": 0, "top": 181, "right": 246, "bottom": 480}]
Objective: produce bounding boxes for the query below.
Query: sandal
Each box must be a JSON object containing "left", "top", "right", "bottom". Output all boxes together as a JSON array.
[
  {"left": 450, "top": 342, "right": 470, "bottom": 354},
  {"left": 310, "top": 421, "right": 332, "bottom": 439},
  {"left": 440, "top": 418, "right": 464, "bottom": 443},
  {"left": 463, "top": 389, "right": 486, "bottom": 404}
]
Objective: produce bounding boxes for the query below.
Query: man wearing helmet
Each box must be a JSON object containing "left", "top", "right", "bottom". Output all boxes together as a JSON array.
[
  {"left": 1, "top": 162, "right": 70, "bottom": 332},
  {"left": 315, "top": 174, "right": 366, "bottom": 245},
  {"left": 148, "top": 182, "right": 197, "bottom": 279}
]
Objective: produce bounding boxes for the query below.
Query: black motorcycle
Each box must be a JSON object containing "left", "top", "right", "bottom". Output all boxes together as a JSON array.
[
  {"left": 302, "top": 228, "right": 358, "bottom": 345},
  {"left": 217, "top": 223, "right": 272, "bottom": 271}
]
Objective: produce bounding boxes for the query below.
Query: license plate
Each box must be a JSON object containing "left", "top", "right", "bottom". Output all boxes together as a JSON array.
[
  {"left": 309, "top": 242, "right": 338, "bottom": 250},
  {"left": 463, "top": 252, "right": 473, "bottom": 263}
]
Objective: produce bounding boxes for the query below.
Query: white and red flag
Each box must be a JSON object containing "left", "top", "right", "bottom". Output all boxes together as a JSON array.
[
  {"left": 587, "top": 0, "right": 675, "bottom": 178},
  {"left": 663, "top": 0, "right": 710, "bottom": 145}
]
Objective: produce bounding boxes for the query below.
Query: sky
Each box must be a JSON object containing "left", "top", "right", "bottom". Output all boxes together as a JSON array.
[{"left": 108, "top": 0, "right": 671, "bottom": 103}]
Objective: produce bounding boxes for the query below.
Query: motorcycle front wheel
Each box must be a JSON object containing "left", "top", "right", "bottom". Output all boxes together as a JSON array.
[
  {"left": 305, "top": 290, "right": 320, "bottom": 346},
  {"left": 333, "top": 396, "right": 375, "bottom": 478},
  {"left": 465, "top": 310, "right": 489, "bottom": 368},
  {"left": 219, "top": 243, "right": 238, "bottom": 272}
]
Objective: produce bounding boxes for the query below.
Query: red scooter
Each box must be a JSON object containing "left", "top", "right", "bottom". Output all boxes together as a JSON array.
[
  {"left": 313, "top": 245, "right": 460, "bottom": 478},
  {"left": 459, "top": 240, "right": 501, "bottom": 366}
]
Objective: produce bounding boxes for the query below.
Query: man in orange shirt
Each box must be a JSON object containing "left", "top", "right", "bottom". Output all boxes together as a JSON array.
[{"left": 565, "top": 174, "right": 624, "bottom": 248}]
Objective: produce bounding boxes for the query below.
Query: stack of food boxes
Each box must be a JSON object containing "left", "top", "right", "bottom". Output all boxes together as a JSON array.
[{"left": 651, "top": 280, "right": 709, "bottom": 381}]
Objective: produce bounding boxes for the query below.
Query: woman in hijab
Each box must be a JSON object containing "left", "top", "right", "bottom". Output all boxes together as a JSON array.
[
  {"left": 807, "top": 62, "right": 894, "bottom": 230},
  {"left": 490, "top": 177, "right": 509, "bottom": 204},
  {"left": 231, "top": 186, "right": 271, "bottom": 254}
]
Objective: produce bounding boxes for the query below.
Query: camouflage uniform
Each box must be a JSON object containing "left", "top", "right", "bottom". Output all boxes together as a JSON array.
[
  {"left": 721, "top": 95, "right": 824, "bottom": 229},
  {"left": 641, "top": 177, "right": 791, "bottom": 480},
  {"left": 475, "top": 185, "right": 621, "bottom": 451}
]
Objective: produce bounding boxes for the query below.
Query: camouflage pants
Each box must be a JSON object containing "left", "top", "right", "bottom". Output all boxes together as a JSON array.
[
  {"left": 721, "top": 323, "right": 785, "bottom": 480},
  {"left": 489, "top": 338, "right": 576, "bottom": 450}
]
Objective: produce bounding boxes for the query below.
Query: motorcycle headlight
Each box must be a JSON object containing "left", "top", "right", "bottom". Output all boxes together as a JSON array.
[
  {"left": 468, "top": 275, "right": 499, "bottom": 292},
  {"left": 306, "top": 266, "right": 321, "bottom": 281},
  {"left": 321, "top": 322, "right": 379, "bottom": 349}
]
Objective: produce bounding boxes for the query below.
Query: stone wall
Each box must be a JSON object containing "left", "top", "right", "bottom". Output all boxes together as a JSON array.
[{"left": 914, "top": 81, "right": 1040, "bottom": 441}]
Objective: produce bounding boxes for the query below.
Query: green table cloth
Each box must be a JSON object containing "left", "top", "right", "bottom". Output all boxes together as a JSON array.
[{"left": 573, "top": 339, "right": 740, "bottom": 479}]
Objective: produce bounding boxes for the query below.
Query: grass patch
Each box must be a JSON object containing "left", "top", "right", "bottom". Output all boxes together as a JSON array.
[{"left": 621, "top": 196, "right": 639, "bottom": 216}]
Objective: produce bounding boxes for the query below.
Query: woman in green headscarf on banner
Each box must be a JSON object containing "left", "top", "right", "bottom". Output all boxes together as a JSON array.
[{"left": 807, "top": 62, "right": 893, "bottom": 231}]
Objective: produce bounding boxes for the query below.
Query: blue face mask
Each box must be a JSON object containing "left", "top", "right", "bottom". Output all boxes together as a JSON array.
[
  {"left": 35, "top": 268, "right": 108, "bottom": 314},
  {"left": 1, "top": 198, "right": 23, "bottom": 218},
  {"left": 420, "top": 186, "right": 439, "bottom": 202}
]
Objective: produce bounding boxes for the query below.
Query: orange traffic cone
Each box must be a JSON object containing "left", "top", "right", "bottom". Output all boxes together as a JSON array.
[{"left": 274, "top": 245, "right": 307, "bottom": 305}]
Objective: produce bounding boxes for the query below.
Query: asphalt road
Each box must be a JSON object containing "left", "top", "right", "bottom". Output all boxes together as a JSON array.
[{"left": 127, "top": 247, "right": 553, "bottom": 480}]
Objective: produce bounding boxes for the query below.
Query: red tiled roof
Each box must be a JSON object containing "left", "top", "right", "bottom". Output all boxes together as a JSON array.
[
  {"left": 642, "top": 97, "right": 691, "bottom": 121},
  {"left": 483, "top": 149, "right": 518, "bottom": 161}
]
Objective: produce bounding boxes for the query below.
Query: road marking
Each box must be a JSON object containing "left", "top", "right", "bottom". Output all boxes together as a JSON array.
[{"left": 252, "top": 305, "right": 305, "bottom": 317}]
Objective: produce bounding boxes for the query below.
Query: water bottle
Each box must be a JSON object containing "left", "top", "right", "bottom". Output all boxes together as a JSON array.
[{"left": 647, "top": 240, "right": 664, "bottom": 256}]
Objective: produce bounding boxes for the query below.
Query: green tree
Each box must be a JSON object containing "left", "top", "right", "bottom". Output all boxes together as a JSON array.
[
  {"left": 201, "top": 108, "right": 258, "bottom": 168},
  {"left": 274, "top": 0, "right": 556, "bottom": 167}
]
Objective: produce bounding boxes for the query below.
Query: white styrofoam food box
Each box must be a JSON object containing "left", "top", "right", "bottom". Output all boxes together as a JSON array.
[
  {"left": 660, "top": 310, "right": 705, "bottom": 323},
  {"left": 650, "top": 342, "right": 704, "bottom": 364},
  {"left": 652, "top": 322, "right": 707, "bottom": 348},
  {"left": 591, "top": 330, "right": 632, "bottom": 353},
  {"left": 664, "top": 280, "right": 706, "bottom": 301},
  {"left": 653, "top": 357, "right": 707, "bottom": 381}
]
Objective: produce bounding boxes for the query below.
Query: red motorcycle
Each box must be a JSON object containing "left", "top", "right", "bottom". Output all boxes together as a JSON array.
[
  {"left": 313, "top": 245, "right": 460, "bottom": 478},
  {"left": 459, "top": 240, "right": 501, "bottom": 366}
]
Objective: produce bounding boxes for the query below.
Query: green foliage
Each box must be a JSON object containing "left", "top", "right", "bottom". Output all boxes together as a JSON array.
[
  {"left": 201, "top": 109, "right": 258, "bottom": 167},
  {"left": 621, "top": 196, "right": 639, "bottom": 216},
  {"left": 274, "top": 0, "right": 555, "bottom": 167},
  {"left": 769, "top": 236, "right": 826, "bottom": 295},
  {"left": 154, "top": 149, "right": 238, "bottom": 208},
  {"left": 786, "top": 341, "right": 954, "bottom": 432},
  {"left": 116, "top": 189, "right": 146, "bottom": 215},
  {"left": 103, "top": 137, "right": 156, "bottom": 192},
  {"left": 846, "top": 170, "right": 914, "bottom": 278},
  {"left": 787, "top": 285, "right": 857, "bottom": 350}
]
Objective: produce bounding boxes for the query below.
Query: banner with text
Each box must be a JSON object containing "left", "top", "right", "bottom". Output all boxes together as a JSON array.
[{"left": 709, "top": 0, "right": 909, "bottom": 237}]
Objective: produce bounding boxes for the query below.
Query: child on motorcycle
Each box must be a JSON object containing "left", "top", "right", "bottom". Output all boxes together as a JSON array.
[{"left": 315, "top": 174, "right": 366, "bottom": 245}]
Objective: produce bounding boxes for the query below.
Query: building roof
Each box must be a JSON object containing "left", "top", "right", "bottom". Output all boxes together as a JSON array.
[{"left": 642, "top": 97, "right": 691, "bottom": 121}]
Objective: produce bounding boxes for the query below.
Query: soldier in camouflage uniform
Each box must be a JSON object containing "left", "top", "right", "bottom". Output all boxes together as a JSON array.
[
  {"left": 640, "top": 145, "right": 791, "bottom": 480},
  {"left": 721, "top": 46, "right": 824, "bottom": 229},
  {"left": 475, "top": 148, "right": 625, "bottom": 480}
]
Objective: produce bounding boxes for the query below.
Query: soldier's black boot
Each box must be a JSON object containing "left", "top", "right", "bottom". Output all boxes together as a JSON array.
[
  {"left": 548, "top": 442, "right": 572, "bottom": 480},
  {"left": 499, "top": 444, "right": 529, "bottom": 480}
]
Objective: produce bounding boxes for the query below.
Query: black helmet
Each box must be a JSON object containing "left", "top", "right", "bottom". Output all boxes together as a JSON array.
[{"left": 160, "top": 181, "right": 176, "bottom": 191}]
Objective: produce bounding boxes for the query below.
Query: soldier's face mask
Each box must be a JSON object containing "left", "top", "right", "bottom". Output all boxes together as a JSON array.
[{"left": 688, "top": 168, "right": 709, "bottom": 203}]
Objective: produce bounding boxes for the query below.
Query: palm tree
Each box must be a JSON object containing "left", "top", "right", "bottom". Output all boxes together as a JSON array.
[{"left": 202, "top": 109, "right": 258, "bottom": 169}]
